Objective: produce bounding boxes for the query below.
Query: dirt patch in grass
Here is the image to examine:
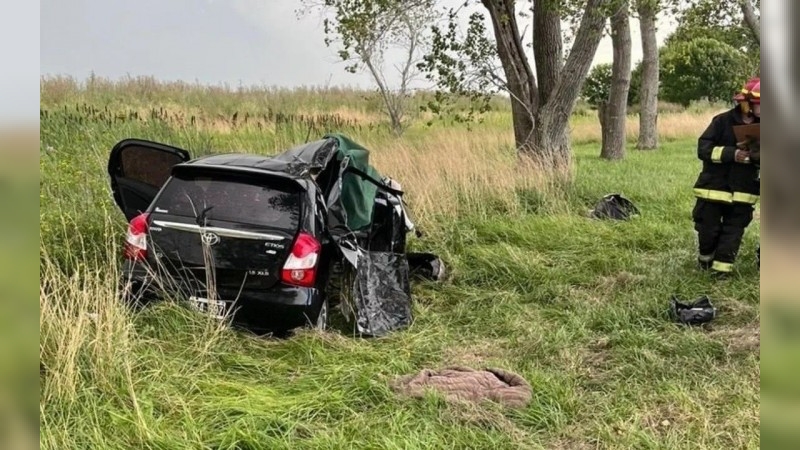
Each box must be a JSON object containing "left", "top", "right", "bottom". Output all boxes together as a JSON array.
[
  {"left": 441, "top": 339, "right": 511, "bottom": 368},
  {"left": 640, "top": 403, "right": 684, "bottom": 436},
  {"left": 712, "top": 323, "right": 760, "bottom": 354},
  {"left": 441, "top": 401, "right": 533, "bottom": 442},
  {"left": 546, "top": 425, "right": 603, "bottom": 450},
  {"left": 578, "top": 337, "right": 614, "bottom": 387}
]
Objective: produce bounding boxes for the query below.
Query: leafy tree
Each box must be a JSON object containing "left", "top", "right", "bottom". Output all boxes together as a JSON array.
[
  {"left": 583, "top": 64, "right": 613, "bottom": 108},
  {"left": 418, "top": 0, "right": 614, "bottom": 168},
  {"left": 583, "top": 62, "right": 641, "bottom": 108},
  {"left": 298, "top": 0, "right": 436, "bottom": 135},
  {"left": 666, "top": 0, "right": 759, "bottom": 76},
  {"left": 659, "top": 37, "right": 747, "bottom": 106}
]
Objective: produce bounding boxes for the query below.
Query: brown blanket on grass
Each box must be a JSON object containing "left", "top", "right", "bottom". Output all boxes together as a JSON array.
[{"left": 390, "top": 366, "right": 532, "bottom": 408}]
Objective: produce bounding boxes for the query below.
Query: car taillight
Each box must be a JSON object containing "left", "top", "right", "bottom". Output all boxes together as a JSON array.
[
  {"left": 281, "top": 232, "right": 321, "bottom": 287},
  {"left": 124, "top": 213, "right": 150, "bottom": 261}
]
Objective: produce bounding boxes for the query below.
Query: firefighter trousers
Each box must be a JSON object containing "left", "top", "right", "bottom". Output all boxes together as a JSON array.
[{"left": 692, "top": 198, "right": 754, "bottom": 272}]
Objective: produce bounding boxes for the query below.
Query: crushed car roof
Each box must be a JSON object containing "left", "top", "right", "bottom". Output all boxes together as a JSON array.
[
  {"left": 174, "top": 133, "right": 386, "bottom": 234},
  {"left": 181, "top": 138, "right": 339, "bottom": 178}
]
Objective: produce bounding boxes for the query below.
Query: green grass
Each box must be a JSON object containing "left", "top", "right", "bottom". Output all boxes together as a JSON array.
[{"left": 40, "top": 80, "right": 759, "bottom": 449}]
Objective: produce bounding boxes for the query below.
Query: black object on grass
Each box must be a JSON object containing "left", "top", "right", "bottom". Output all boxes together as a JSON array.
[{"left": 670, "top": 295, "right": 717, "bottom": 326}]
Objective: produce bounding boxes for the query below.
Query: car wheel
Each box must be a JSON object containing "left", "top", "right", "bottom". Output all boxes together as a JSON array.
[{"left": 314, "top": 298, "right": 329, "bottom": 331}]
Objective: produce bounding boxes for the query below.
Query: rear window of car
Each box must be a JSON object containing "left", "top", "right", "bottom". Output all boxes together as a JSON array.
[{"left": 154, "top": 171, "right": 302, "bottom": 230}]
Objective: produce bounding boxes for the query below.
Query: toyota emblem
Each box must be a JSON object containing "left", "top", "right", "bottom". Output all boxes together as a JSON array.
[{"left": 201, "top": 232, "right": 220, "bottom": 246}]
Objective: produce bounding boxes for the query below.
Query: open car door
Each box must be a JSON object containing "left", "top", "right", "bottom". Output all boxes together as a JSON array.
[{"left": 107, "top": 138, "right": 191, "bottom": 221}]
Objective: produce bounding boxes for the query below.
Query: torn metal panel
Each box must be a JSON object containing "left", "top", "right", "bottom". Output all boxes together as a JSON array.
[{"left": 353, "top": 251, "right": 413, "bottom": 337}]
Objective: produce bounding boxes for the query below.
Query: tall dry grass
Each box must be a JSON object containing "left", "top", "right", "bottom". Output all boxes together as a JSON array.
[
  {"left": 39, "top": 98, "right": 723, "bottom": 240},
  {"left": 332, "top": 108, "right": 722, "bottom": 228},
  {"left": 360, "top": 130, "right": 564, "bottom": 223},
  {"left": 39, "top": 240, "right": 135, "bottom": 402},
  {"left": 39, "top": 220, "right": 232, "bottom": 415},
  {"left": 570, "top": 109, "right": 723, "bottom": 145}
]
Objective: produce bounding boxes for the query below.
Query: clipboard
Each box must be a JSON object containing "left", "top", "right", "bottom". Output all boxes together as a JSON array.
[{"left": 733, "top": 123, "right": 760, "bottom": 143}]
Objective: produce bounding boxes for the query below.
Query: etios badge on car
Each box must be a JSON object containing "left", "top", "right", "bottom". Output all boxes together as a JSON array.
[{"left": 201, "top": 232, "right": 220, "bottom": 246}]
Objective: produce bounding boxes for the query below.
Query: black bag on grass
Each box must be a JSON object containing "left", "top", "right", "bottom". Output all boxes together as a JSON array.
[
  {"left": 670, "top": 295, "right": 717, "bottom": 326},
  {"left": 590, "top": 194, "right": 640, "bottom": 220}
]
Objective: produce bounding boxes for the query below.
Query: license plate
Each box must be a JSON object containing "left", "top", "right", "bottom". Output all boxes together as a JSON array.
[{"left": 189, "top": 296, "right": 228, "bottom": 320}]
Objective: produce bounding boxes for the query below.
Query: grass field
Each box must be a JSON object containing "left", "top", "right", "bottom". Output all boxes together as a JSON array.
[{"left": 39, "top": 76, "right": 760, "bottom": 449}]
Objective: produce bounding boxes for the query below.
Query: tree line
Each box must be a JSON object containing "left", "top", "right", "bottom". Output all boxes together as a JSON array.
[{"left": 298, "top": 0, "right": 760, "bottom": 167}]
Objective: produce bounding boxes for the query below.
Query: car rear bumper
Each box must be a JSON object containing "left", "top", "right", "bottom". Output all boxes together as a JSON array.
[{"left": 121, "top": 261, "right": 325, "bottom": 331}]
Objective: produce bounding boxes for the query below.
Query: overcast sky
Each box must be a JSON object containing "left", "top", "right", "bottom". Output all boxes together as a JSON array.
[
  {"left": 40, "top": 1, "right": 679, "bottom": 87},
  {"left": 1, "top": 2, "right": 39, "bottom": 124},
  {"left": 33, "top": 0, "right": 686, "bottom": 123}
]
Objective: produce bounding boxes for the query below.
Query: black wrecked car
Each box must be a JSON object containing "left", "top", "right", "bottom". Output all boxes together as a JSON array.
[{"left": 108, "top": 133, "right": 442, "bottom": 336}]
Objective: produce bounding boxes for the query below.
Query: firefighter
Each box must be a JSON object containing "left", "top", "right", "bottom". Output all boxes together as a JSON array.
[{"left": 692, "top": 78, "right": 760, "bottom": 275}]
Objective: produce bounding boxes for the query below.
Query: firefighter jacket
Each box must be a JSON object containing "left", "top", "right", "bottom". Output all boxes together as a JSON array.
[{"left": 694, "top": 107, "right": 760, "bottom": 205}]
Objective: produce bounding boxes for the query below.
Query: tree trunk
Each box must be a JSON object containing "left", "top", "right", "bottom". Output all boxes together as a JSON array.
[
  {"left": 636, "top": 0, "right": 659, "bottom": 150},
  {"left": 740, "top": 0, "right": 760, "bottom": 45},
  {"left": 482, "top": 0, "right": 538, "bottom": 151},
  {"left": 528, "top": 0, "right": 569, "bottom": 163},
  {"left": 533, "top": 0, "right": 563, "bottom": 106},
  {"left": 600, "top": 0, "right": 632, "bottom": 160},
  {"left": 598, "top": 101, "right": 607, "bottom": 133},
  {"left": 482, "top": 0, "right": 610, "bottom": 166},
  {"left": 388, "top": 107, "right": 404, "bottom": 135},
  {"left": 529, "top": 0, "right": 611, "bottom": 164}
]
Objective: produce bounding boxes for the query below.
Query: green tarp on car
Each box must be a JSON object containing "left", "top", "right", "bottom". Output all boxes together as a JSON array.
[
  {"left": 325, "top": 132, "right": 383, "bottom": 231},
  {"left": 260, "top": 132, "right": 389, "bottom": 233}
]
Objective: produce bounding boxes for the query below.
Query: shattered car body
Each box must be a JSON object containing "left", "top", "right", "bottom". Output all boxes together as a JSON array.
[{"left": 108, "top": 133, "right": 428, "bottom": 336}]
